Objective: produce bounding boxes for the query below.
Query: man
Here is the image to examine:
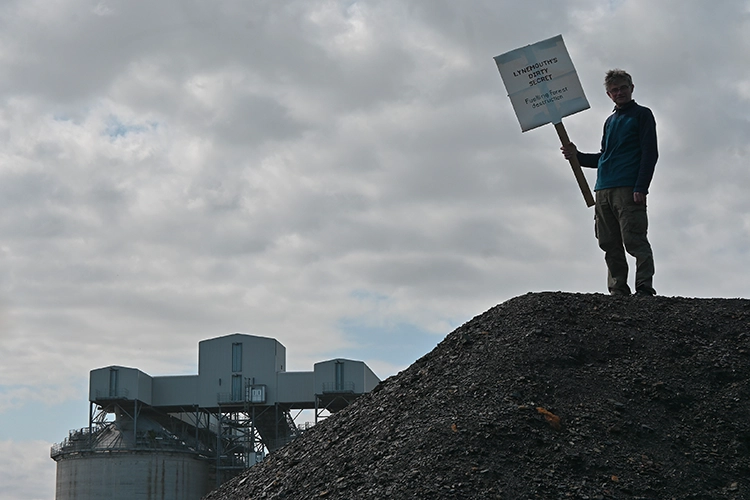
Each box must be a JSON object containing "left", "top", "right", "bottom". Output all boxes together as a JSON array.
[{"left": 561, "top": 69, "right": 658, "bottom": 296}]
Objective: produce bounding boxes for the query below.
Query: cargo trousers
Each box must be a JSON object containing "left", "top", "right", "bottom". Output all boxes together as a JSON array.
[{"left": 594, "top": 187, "right": 655, "bottom": 295}]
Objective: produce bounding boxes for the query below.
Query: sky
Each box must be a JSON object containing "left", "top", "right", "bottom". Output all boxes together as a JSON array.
[{"left": 0, "top": 0, "right": 748, "bottom": 498}]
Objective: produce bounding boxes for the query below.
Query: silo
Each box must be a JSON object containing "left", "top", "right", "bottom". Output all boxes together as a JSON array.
[
  {"left": 52, "top": 412, "right": 211, "bottom": 500},
  {"left": 54, "top": 450, "right": 209, "bottom": 500}
]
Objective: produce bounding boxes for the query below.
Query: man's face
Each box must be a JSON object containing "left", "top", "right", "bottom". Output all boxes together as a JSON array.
[{"left": 606, "top": 80, "right": 634, "bottom": 107}]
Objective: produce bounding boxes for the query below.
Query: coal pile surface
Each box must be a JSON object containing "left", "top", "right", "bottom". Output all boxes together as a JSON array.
[{"left": 205, "top": 292, "right": 750, "bottom": 500}]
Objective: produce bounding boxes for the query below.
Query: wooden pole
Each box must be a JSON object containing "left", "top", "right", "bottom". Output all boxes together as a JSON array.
[{"left": 554, "top": 121, "right": 595, "bottom": 207}]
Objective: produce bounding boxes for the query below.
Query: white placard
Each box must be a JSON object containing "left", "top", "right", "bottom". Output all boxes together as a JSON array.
[{"left": 494, "top": 35, "right": 589, "bottom": 132}]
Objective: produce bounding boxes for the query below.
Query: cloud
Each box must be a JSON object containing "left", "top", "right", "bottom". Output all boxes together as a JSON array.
[
  {"left": 1, "top": 1, "right": 749, "bottom": 497},
  {"left": 0, "top": 440, "right": 56, "bottom": 500}
]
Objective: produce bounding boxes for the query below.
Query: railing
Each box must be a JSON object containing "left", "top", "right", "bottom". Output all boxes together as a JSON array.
[
  {"left": 94, "top": 388, "right": 130, "bottom": 400},
  {"left": 50, "top": 427, "right": 94, "bottom": 457},
  {"left": 321, "top": 381, "right": 355, "bottom": 394},
  {"left": 50, "top": 425, "right": 208, "bottom": 459},
  {"left": 216, "top": 392, "right": 244, "bottom": 404}
]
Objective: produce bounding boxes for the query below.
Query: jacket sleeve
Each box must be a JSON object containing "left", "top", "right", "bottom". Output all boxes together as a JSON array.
[
  {"left": 577, "top": 151, "right": 601, "bottom": 168},
  {"left": 634, "top": 108, "right": 658, "bottom": 194}
]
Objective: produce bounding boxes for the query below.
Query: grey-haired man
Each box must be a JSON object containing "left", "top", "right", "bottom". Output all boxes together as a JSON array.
[{"left": 561, "top": 69, "right": 658, "bottom": 296}]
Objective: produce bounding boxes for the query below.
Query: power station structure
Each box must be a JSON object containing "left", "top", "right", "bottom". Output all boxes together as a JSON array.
[{"left": 51, "top": 333, "right": 380, "bottom": 500}]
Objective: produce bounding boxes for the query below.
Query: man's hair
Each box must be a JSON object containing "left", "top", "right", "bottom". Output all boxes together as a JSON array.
[{"left": 604, "top": 69, "right": 633, "bottom": 87}]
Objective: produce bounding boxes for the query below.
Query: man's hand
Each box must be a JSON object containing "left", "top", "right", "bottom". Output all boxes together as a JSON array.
[
  {"left": 633, "top": 192, "right": 647, "bottom": 204},
  {"left": 560, "top": 143, "right": 578, "bottom": 160}
]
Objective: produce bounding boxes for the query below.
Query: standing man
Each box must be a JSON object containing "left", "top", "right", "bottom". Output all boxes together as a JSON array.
[{"left": 561, "top": 69, "right": 658, "bottom": 296}]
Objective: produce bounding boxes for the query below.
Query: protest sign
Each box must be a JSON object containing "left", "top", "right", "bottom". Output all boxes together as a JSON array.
[
  {"left": 494, "top": 34, "right": 589, "bottom": 132},
  {"left": 494, "top": 35, "right": 594, "bottom": 206}
]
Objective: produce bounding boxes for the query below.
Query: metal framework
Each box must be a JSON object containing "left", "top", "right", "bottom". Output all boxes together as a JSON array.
[{"left": 52, "top": 334, "right": 380, "bottom": 496}]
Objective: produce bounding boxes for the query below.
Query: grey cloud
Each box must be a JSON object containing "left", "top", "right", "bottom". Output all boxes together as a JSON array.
[{"left": 2, "top": 3, "right": 750, "bottom": 497}]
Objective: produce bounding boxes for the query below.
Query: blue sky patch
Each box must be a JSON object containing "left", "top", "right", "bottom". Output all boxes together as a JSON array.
[{"left": 104, "top": 115, "right": 156, "bottom": 138}]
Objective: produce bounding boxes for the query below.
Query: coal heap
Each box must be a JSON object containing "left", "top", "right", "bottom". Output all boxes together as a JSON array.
[{"left": 205, "top": 292, "right": 750, "bottom": 500}]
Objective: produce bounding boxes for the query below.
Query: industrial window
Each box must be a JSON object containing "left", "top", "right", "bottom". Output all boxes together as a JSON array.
[
  {"left": 232, "top": 343, "right": 242, "bottom": 372},
  {"left": 109, "top": 368, "right": 119, "bottom": 398},
  {"left": 335, "top": 361, "right": 344, "bottom": 392},
  {"left": 231, "top": 374, "right": 243, "bottom": 401}
]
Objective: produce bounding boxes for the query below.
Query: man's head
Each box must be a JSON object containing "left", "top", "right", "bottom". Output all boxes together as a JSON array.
[{"left": 604, "top": 69, "right": 634, "bottom": 108}]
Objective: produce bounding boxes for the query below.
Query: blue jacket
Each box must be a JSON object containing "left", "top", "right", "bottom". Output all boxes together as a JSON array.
[{"left": 577, "top": 100, "right": 658, "bottom": 194}]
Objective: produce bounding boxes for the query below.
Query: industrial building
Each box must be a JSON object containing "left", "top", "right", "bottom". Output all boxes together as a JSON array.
[{"left": 51, "top": 333, "right": 380, "bottom": 500}]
